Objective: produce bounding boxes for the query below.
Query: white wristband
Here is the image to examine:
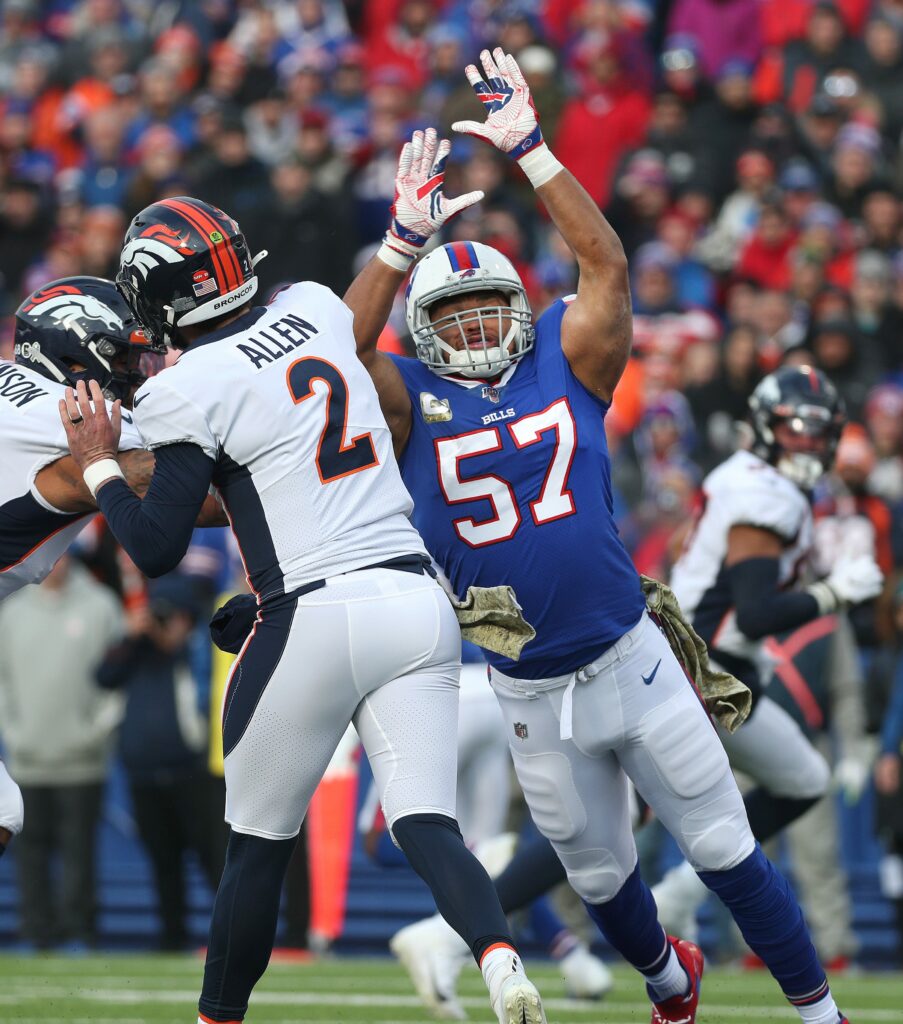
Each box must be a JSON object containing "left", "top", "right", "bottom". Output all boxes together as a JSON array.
[
  {"left": 806, "top": 580, "right": 841, "bottom": 616},
  {"left": 377, "top": 240, "right": 417, "bottom": 273},
  {"left": 517, "top": 143, "right": 564, "bottom": 189},
  {"left": 83, "top": 458, "right": 125, "bottom": 499}
]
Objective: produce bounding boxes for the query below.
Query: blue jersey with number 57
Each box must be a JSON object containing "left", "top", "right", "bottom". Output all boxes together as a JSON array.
[{"left": 390, "top": 296, "right": 644, "bottom": 679}]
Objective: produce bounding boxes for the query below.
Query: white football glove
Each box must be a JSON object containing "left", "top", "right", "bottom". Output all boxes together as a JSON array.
[
  {"left": 0, "top": 759, "right": 23, "bottom": 838},
  {"left": 809, "top": 553, "right": 884, "bottom": 612},
  {"left": 379, "top": 127, "right": 484, "bottom": 271},
  {"left": 451, "top": 48, "right": 563, "bottom": 188}
]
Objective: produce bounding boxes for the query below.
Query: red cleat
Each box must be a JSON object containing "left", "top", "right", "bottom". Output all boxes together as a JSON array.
[{"left": 649, "top": 937, "right": 704, "bottom": 1024}]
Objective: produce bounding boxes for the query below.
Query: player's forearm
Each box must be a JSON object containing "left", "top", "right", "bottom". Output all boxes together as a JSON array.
[
  {"left": 119, "top": 449, "right": 156, "bottom": 498},
  {"left": 728, "top": 557, "right": 820, "bottom": 640},
  {"left": 95, "top": 444, "right": 214, "bottom": 578},
  {"left": 535, "top": 166, "right": 627, "bottom": 280},
  {"left": 343, "top": 255, "right": 407, "bottom": 361}
]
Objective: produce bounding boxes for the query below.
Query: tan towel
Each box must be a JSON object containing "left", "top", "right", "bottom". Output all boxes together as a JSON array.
[
  {"left": 450, "top": 586, "right": 536, "bottom": 661},
  {"left": 641, "top": 575, "right": 752, "bottom": 733}
]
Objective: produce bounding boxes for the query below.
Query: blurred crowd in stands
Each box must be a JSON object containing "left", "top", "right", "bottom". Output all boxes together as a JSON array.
[{"left": 5, "top": 0, "right": 903, "bottom": 964}]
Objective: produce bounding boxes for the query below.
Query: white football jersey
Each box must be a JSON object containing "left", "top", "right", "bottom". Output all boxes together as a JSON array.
[
  {"left": 0, "top": 360, "right": 142, "bottom": 599},
  {"left": 670, "top": 449, "right": 813, "bottom": 682},
  {"left": 132, "top": 282, "right": 426, "bottom": 600}
]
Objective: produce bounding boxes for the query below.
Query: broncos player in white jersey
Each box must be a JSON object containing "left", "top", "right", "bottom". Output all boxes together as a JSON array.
[
  {"left": 346, "top": 47, "right": 857, "bottom": 1024},
  {"left": 0, "top": 276, "right": 166, "bottom": 856},
  {"left": 60, "top": 195, "right": 547, "bottom": 1024},
  {"left": 658, "top": 366, "right": 884, "bottom": 936}
]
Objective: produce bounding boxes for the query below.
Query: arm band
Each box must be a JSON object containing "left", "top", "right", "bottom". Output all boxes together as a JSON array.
[
  {"left": 95, "top": 443, "right": 215, "bottom": 578},
  {"left": 727, "top": 557, "right": 821, "bottom": 640},
  {"left": 84, "top": 458, "right": 125, "bottom": 498}
]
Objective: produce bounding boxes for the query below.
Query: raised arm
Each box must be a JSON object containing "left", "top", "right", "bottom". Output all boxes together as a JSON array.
[
  {"left": 343, "top": 128, "right": 483, "bottom": 454},
  {"left": 452, "top": 48, "right": 630, "bottom": 403}
]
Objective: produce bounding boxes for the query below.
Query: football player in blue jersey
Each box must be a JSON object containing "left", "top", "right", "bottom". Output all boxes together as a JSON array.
[{"left": 347, "top": 48, "right": 852, "bottom": 1024}]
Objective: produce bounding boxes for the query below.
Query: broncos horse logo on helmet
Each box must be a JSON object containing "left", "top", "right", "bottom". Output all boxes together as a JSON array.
[
  {"left": 14, "top": 277, "right": 166, "bottom": 404},
  {"left": 117, "top": 197, "right": 267, "bottom": 348}
]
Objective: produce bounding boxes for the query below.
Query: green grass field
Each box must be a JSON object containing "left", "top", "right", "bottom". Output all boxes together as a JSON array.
[{"left": 1, "top": 954, "right": 900, "bottom": 1023}]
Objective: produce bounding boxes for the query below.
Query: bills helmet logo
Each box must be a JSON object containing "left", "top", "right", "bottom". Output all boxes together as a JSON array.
[{"left": 22, "top": 287, "right": 124, "bottom": 331}]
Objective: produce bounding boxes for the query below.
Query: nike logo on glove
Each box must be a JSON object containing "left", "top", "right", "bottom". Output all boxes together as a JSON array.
[{"left": 642, "top": 659, "right": 662, "bottom": 686}]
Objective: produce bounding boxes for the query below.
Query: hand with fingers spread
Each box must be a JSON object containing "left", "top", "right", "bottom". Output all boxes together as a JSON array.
[
  {"left": 379, "top": 127, "right": 484, "bottom": 272},
  {"left": 59, "top": 379, "right": 125, "bottom": 497},
  {"left": 452, "top": 47, "right": 563, "bottom": 188}
]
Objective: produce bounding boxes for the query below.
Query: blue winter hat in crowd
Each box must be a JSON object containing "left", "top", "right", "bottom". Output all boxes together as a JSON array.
[
  {"left": 779, "top": 160, "right": 818, "bottom": 192},
  {"left": 147, "top": 573, "right": 202, "bottom": 621}
]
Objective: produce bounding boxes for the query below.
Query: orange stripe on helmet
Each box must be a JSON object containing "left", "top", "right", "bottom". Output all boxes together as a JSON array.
[
  {"left": 162, "top": 198, "right": 243, "bottom": 292},
  {"left": 157, "top": 198, "right": 230, "bottom": 294}
]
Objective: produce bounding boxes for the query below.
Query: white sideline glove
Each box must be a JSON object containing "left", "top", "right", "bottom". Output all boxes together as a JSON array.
[
  {"left": 826, "top": 554, "right": 884, "bottom": 605},
  {"left": 378, "top": 128, "right": 484, "bottom": 270},
  {"left": 808, "top": 554, "right": 884, "bottom": 612},
  {"left": 0, "top": 759, "right": 23, "bottom": 837},
  {"left": 451, "top": 47, "right": 563, "bottom": 188}
]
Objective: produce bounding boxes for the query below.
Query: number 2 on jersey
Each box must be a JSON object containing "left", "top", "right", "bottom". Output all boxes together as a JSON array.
[
  {"left": 436, "top": 398, "right": 577, "bottom": 547},
  {"left": 287, "top": 357, "right": 379, "bottom": 483}
]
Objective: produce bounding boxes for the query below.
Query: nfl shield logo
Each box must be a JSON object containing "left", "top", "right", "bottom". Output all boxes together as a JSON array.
[
  {"left": 481, "top": 385, "right": 501, "bottom": 403},
  {"left": 513, "top": 722, "right": 528, "bottom": 740}
]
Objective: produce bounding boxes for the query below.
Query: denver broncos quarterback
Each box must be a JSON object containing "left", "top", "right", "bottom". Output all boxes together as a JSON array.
[
  {"left": 347, "top": 47, "right": 854, "bottom": 1024},
  {"left": 59, "top": 194, "right": 547, "bottom": 1024},
  {"left": 0, "top": 276, "right": 165, "bottom": 856}
]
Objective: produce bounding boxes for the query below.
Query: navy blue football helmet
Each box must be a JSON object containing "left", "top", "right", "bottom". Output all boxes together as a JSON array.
[{"left": 14, "top": 276, "right": 165, "bottom": 404}]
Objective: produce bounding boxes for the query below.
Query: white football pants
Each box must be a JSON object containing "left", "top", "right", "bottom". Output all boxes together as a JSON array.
[
  {"left": 718, "top": 693, "right": 830, "bottom": 799},
  {"left": 223, "top": 568, "right": 461, "bottom": 839},
  {"left": 489, "top": 612, "right": 755, "bottom": 904}
]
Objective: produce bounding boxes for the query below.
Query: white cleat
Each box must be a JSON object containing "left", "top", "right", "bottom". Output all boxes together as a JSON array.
[
  {"left": 492, "top": 974, "right": 547, "bottom": 1024},
  {"left": 651, "top": 860, "right": 708, "bottom": 946},
  {"left": 390, "top": 915, "right": 470, "bottom": 1020},
  {"left": 559, "top": 943, "right": 614, "bottom": 999},
  {"left": 484, "top": 948, "right": 547, "bottom": 1024}
]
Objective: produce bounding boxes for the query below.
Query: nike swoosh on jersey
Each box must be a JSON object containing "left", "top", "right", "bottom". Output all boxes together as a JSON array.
[
  {"left": 642, "top": 659, "right": 662, "bottom": 686},
  {"left": 132, "top": 393, "right": 147, "bottom": 407}
]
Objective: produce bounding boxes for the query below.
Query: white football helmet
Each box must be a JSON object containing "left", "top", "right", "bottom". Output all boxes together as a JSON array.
[{"left": 405, "top": 241, "right": 534, "bottom": 379}]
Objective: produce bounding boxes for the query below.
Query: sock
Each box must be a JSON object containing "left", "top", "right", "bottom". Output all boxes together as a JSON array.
[
  {"left": 528, "top": 896, "right": 576, "bottom": 958},
  {"left": 743, "top": 789, "right": 820, "bottom": 842},
  {"left": 582, "top": 864, "right": 669, "bottom": 972},
  {"left": 392, "top": 813, "right": 514, "bottom": 963},
  {"left": 198, "top": 830, "right": 297, "bottom": 1023},
  {"left": 494, "top": 833, "right": 568, "bottom": 913},
  {"left": 642, "top": 942, "right": 691, "bottom": 1002},
  {"left": 792, "top": 994, "right": 843, "bottom": 1024},
  {"left": 699, "top": 844, "right": 836, "bottom": 1019},
  {"left": 480, "top": 943, "right": 524, "bottom": 990}
]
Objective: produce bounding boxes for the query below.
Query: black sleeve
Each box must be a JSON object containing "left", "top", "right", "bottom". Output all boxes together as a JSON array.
[
  {"left": 95, "top": 443, "right": 215, "bottom": 578},
  {"left": 727, "top": 557, "right": 821, "bottom": 641}
]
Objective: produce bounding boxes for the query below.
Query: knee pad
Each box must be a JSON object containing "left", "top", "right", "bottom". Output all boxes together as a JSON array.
[
  {"left": 789, "top": 747, "right": 831, "bottom": 800},
  {"left": 0, "top": 761, "right": 23, "bottom": 836},
  {"left": 511, "top": 749, "right": 587, "bottom": 844},
  {"left": 680, "top": 791, "right": 755, "bottom": 871},
  {"left": 560, "top": 846, "right": 630, "bottom": 904}
]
